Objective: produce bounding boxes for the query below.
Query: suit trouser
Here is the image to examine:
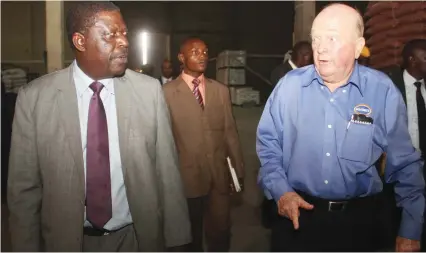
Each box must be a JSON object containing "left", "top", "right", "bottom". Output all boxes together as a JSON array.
[
  {"left": 82, "top": 224, "right": 138, "bottom": 252},
  {"left": 186, "top": 188, "right": 231, "bottom": 252}
]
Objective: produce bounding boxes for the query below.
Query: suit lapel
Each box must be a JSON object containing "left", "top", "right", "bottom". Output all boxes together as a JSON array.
[
  {"left": 204, "top": 78, "right": 212, "bottom": 108},
  {"left": 114, "top": 73, "right": 132, "bottom": 176},
  {"left": 56, "top": 65, "right": 85, "bottom": 199},
  {"left": 175, "top": 75, "right": 213, "bottom": 110}
]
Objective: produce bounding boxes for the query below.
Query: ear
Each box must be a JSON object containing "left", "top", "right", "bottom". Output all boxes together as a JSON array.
[
  {"left": 177, "top": 52, "right": 185, "bottom": 64},
  {"left": 72, "top": 32, "right": 86, "bottom": 52},
  {"left": 354, "top": 37, "right": 366, "bottom": 59}
]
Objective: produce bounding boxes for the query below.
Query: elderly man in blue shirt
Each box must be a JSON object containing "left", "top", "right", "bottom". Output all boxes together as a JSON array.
[{"left": 257, "top": 3, "right": 424, "bottom": 252}]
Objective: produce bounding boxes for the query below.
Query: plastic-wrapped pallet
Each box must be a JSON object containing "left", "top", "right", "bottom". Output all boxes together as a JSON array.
[
  {"left": 364, "top": 1, "right": 426, "bottom": 70},
  {"left": 216, "top": 68, "right": 245, "bottom": 85},
  {"left": 229, "top": 87, "right": 260, "bottom": 106},
  {"left": 216, "top": 50, "right": 246, "bottom": 69}
]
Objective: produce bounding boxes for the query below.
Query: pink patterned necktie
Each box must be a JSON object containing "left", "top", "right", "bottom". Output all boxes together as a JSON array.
[
  {"left": 192, "top": 78, "right": 204, "bottom": 109},
  {"left": 86, "top": 81, "right": 112, "bottom": 229}
]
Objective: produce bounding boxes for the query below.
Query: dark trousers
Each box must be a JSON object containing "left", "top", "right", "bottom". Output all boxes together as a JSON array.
[
  {"left": 271, "top": 192, "right": 380, "bottom": 252},
  {"left": 186, "top": 189, "right": 231, "bottom": 252}
]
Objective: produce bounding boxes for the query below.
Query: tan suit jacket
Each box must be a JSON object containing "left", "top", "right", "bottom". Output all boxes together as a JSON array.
[
  {"left": 7, "top": 65, "right": 191, "bottom": 251},
  {"left": 163, "top": 76, "right": 244, "bottom": 198}
]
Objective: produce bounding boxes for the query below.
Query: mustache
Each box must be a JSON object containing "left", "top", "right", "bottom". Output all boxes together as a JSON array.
[{"left": 110, "top": 50, "right": 129, "bottom": 59}]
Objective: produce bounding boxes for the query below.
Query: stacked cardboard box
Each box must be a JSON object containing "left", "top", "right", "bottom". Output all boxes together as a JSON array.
[
  {"left": 364, "top": 1, "right": 426, "bottom": 70},
  {"left": 216, "top": 50, "right": 260, "bottom": 106},
  {"left": 229, "top": 87, "right": 260, "bottom": 106}
]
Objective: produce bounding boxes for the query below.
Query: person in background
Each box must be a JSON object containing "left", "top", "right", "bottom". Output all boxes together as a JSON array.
[
  {"left": 7, "top": 2, "right": 191, "bottom": 251},
  {"left": 163, "top": 37, "right": 244, "bottom": 252},
  {"left": 269, "top": 41, "right": 313, "bottom": 87},
  {"left": 257, "top": 3, "right": 424, "bottom": 252},
  {"left": 358, "top": 46, "right": 370, "bottom": 66},
  {"left": 158, "top": 59, "right": 175, "bottom": 85},
  {"left": 386, "top": 38, "right": 426, "bottom": 251},
  {"left": 262, "top": 40, "right": 313, "bottom": 229}
]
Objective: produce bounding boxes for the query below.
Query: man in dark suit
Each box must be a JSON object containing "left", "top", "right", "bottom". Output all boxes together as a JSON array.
[
  {"left": 7, "top": 2, "right": 191, "bottom": 251},
  {"left": 158, "top": 59, "right": 175, "bottom": 85},
  {"left": 269, "top": 41, "right": 313, "bottom": 87},
  {"left": 386, "top": 39, "right": 426, "bottom": 251},
  {"left": 163, "top": 37, "right": 244, "bottom": 252}
]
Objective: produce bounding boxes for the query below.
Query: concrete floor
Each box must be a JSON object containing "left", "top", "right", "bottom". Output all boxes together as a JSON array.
[
  {"left": 229, "top": 106, "right": 270, "bottom": 251},
  {"left": 1, "top": 106, "right": 269, "bottom": 251}
]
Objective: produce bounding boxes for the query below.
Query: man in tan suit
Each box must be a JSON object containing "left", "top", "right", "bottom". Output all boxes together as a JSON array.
[
  {"left": 163, "top": 38, "right": 244, "bottom": 252},
  {"left": 7, "top": 2, "right": 191, "bottom": 251}
]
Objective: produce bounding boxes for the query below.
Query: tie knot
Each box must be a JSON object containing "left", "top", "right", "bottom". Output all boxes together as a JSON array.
[
  {"left": 414, "top": 81, "right": 422, "bottom": 89},
  {"left": 192, "top": 78, "right": 201, "bottom": 87},
  {"left": 90, "top": 82, "right": 104, "bottom": 94}
]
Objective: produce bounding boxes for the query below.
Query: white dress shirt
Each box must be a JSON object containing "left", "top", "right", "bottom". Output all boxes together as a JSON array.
[
  {"left": 403, "top": 69, "right": 426, "bottom": 153},
  {"left": 73, "top": 61, "right": 132, "bottom": 230},
  {"left": 161, "top": 76, "right": 173, "bottom": 84}
]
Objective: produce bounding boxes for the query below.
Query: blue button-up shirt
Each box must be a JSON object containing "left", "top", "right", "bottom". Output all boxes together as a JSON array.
[{"left": 257, "top": 62, "right": 425, "bottom": 240}]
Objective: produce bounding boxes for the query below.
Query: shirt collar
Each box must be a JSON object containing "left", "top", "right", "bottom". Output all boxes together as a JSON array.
[
  {"left": 181, "top": 70, "right": 205, "bottom": 88},
  {"left": 73, "top": 60, "right": 114, "bottom": 97},
  {"left": 305, "top": 61, "right": 364, "bottom": 96},
  {"left": 403, "top": 69, "right": 424, "bottom": 87},
  {"left": 288, "top": 59, "right": 298, "bottom": 70}
]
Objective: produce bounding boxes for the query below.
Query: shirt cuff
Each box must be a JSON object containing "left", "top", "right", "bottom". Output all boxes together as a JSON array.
[
  {"left": 398, "top": 212, "right": 423, "bottom": 241},
  {"left": 270, "top": 179, "right": 294, "bottom": 202}
]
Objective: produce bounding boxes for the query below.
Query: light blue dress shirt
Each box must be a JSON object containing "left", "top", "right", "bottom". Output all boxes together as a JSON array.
[{"left": 257, "top": 62, "right": 425, "bottom": 240}]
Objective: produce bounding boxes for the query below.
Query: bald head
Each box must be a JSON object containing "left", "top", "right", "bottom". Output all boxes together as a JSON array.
[
  {"left": 314, "top": 3, "right": 364, "bottom": 39},
  {"left": 311, "top": 3, "right": 365, "bottom": 88}
]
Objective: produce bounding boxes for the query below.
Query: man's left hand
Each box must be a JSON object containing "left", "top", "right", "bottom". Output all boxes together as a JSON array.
[{"left": 395, "top": 236, "right": 420, "bottom": 252}]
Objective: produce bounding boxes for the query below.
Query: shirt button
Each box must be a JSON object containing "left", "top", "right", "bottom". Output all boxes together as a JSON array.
[
  {"left": 324, "top": 180, "right": 329, "bottom": 184},
  {"left": 326, "top": 152, "right": 330, "bottom": 157},
  {"left": 328, "top": 124, "right": 332, "bottom": 128},
  {"left": 330, "top": 98, "right": 334, "bottom": 102},
  {"left": 321, "top": 86, "right": 324, "bottom": 90},
  {"left": 342, "top": 90, "right": 347, "bottom": 93}
]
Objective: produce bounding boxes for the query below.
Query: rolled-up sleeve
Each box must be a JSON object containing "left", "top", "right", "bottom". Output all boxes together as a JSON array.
[
  {"left": 384, "top": 83, "right": 425, "bottom": 240},
  {"left": 256, "top": 77, "right": 294, "bottom": 202}
]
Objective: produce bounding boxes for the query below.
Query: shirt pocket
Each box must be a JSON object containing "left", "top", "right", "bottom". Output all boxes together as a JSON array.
[{"left": 339, "top": 123, "right": 374, "bottom": 164}]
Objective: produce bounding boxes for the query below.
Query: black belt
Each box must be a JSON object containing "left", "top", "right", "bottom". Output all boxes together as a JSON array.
[
  {"left": 296, "top": 190, "right": 378, "bottom": 212},
  {"left": 83, "top": 224, "right": 130, "bottom": 236}
]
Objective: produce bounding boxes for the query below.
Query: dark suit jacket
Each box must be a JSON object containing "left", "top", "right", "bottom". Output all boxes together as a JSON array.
[
  {"left": 162, "top": 76, "right": 244, "bottom": 198},
  {"left": 7, "top": 65, "right": 191, "bottom": 251},
  {"left": 270, "top": 61, "right": 294, "bottom": 87},
  {"left": 384, "top": 66, "right": 406, "bottom": 104}
]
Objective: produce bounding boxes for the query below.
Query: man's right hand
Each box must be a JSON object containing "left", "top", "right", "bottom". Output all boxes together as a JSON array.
[{"left": 277, "top": 192, "right": 314, "bottom": 230}]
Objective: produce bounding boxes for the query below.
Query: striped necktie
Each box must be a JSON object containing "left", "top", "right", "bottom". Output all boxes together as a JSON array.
[{"left": 192, "top": 78, "right": 204, "bottom": 109}]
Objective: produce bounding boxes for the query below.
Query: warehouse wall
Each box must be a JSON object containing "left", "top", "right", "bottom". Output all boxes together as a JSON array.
[{"left": 1, "top": 1, "right": 294, "bottom": 100}]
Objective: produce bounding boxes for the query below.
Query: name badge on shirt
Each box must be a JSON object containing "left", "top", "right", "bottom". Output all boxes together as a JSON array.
[{"left": 347, "top": 104, "right": 374, "bottom": 129}]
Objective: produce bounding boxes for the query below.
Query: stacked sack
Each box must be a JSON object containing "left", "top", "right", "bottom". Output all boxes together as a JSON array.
[{"left": 364, "top": 1, "right": 426, "bottom": 70}]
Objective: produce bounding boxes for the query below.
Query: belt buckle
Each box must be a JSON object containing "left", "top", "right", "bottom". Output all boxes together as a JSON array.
[
  {"left": 328, "top": 201, "right": 347, "bottom": 211},
  {"left": 103, "top": 231, "right": 110, "bottom": 236}
]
